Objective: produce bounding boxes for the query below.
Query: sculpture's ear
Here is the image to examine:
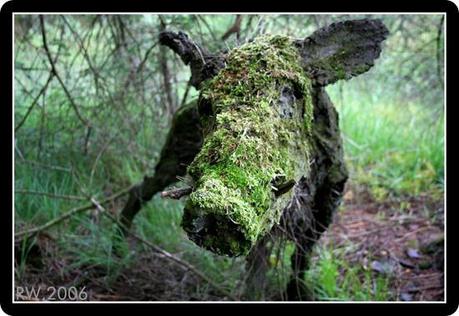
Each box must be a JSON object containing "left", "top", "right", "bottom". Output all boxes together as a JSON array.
[
  {"left": 295, "top": 19, "right": 389, "bottom": 86},
  {"left": 159, "top": 31, "right": 225, "bottom": 89}
]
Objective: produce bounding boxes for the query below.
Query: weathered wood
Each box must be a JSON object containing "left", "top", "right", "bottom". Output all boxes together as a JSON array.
[
  {"left": 295, "top": 19, "right": 389, "bottom": 86},
  {"left": 118, "top": 18, "right": 388, "bottom": 300},
  {"left": 161, "top": 187, "right": 193, "bottom": 199},
  {"left": 159, "top": 31, "right": 225, "bottom": 89},
  {"left": 181, "top": 35, "right": 314, "bottom": 257},
  {"left": 287, "top": 87, "right": 348, "bottom": 300},
  {"left": 118, "top": 101, "right": 202, "bottom": 233},
  {"left": 246, "top": 86, "right": 348, "bottom": 300}
]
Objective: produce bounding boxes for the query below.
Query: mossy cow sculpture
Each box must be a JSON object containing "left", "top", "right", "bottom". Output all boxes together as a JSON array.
[{"left": 118, "top": 19, "right": 388, "bottom": 299}]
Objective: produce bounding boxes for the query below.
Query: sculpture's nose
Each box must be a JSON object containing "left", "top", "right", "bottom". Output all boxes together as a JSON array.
[
  {"left": 182, "top": 202, "right": 252, "bottom": 257},
  {"left": 181, "top": 178, "right": 255, "bottom": 257}
]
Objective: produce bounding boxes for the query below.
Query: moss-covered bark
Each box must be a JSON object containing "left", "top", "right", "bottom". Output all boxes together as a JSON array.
[
  {"left": 182, "top": 35, "right": 315, "bottom": 256},
  {"left": 115, "top": 19, "right": 388, "bottom": 299}
]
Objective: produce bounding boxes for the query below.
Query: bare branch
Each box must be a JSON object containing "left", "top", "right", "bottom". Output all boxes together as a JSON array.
[
  {"left": 179, "top": 78, "right": 192, "bottom": 108},
  {"left": 436, "top": 15, "right": 445, "bottom": 90},
  {"left": 195, "top": 15, "right": 218, "bottom": 43},
  {"left": 39, "top": 15, "right": 91, "bottom": 127},
  {"left": 17, "top": 159, "right": 72, "bottom": 172},
  {"left": 160, "top": 187, "right": 192, "bottom": 199},
  {"left": 136, "top": 41, "right": 158, "bottom": 74},
  {"left": 15, "top": 185, "right": 134, "bottom": 239},
  {"left": 101, "top": 209, "right": 237, "bottom": 300},
  {"left": 14, "top": 71, "right": 54, "bottom": 133},
  {"left": 159, "top": 31, "right": 225, "bottom": 88},
  {"left": 15, "top": 190, "right": 87, "bottom": 201},
  {"left": 61, "top": 15, "right": 102, "bottom": 93},
  {"left": 221, "top": 15, "right": 243, "bottom": 41}
]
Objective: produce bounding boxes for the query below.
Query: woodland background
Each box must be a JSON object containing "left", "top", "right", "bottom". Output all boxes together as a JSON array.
[{"left": 14, "top": 14, "right": 444, "bottom": 301}]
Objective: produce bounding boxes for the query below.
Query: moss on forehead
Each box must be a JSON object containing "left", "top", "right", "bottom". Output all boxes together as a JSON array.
[{"left": 182, "top": 35, "right": 314, "bottom": 256}]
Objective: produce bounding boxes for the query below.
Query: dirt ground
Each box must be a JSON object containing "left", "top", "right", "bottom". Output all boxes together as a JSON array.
[
  {"left": 14, "top": 185, "right": 444, "bottom": 302},
  {"left": 321, "top": 184, "right": 444, "bottom": 301}
]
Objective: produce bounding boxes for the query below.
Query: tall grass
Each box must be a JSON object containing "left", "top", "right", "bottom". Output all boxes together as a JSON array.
[
  {"left": 327, "top": 83, "right": 444, "bottom": 198},
  {"left": 14, "top": 80, "right": 444, "bottom": 300},
  {"left": 306, "top": 245, "right": 391, "bottom": 301},
  {"left": 14, "top": 14, "right": 445, "bottom": 301}
]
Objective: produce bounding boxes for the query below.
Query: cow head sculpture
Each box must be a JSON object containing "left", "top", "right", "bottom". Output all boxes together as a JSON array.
[{"left": 159, "top": 19, "right": 389, "bottom": 257}]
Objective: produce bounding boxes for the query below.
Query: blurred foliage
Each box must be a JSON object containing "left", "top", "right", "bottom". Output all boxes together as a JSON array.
[{"left": 14, "top": 15, "right": 444, "bottom": 179}]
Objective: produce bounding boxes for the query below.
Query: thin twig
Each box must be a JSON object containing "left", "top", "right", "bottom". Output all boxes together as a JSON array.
[
  {"left": 160, "top": 187, "right": 192, "bottom": 199},
  {"left": 39, "top": 15, "right": 91, "bottom": 128},
  {"left": 136, "top": 41, "right": 158, "bottom": 74},
  {"left": 179, "top": 78, "right": 192, "bottom": 108},
  {"left": 89, "top": 133, "right": 117, "bottom": 187},
  {"left": 15, "top": 185, "right": 134, "bottom": 239},
  {"left": 14, "top": 71, "right": 54, "bottom": 133},
  {"left": 436, "top": 15, "right": 445, "bottom": 90},
  {"left": 16, "top": 19, "right": 65, "bottom": 133},
  {"left": 14, "top": 138, "right": 25, "bottom": 160},
  {"left": 405, "top": 284, "right": 443, "bottom": 293},
  {"left": 221, "top": 15, "right": 242, "bottom": 41},
  {"left": 61, "top": 15, "right": 102, "bottom": 93},
  {"left": 99, "top": 207, "right": 237, "bottom": 301},
  {"left": 195, "top": 15, "right": 218, "bottom": 43},
  {"left": 14, "top": 190, "right": 87, "bottom": 201},
  {"left": 395, "top": 226, "right": 433, "bottom": 242},
  {"left": 17, "top": 159, "right": 72, "bottom": 172}
]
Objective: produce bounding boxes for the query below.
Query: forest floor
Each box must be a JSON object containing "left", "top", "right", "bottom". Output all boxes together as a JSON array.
[
  {"left": 15, "top": 183, "right": 444, "bottom": 302},
  {"left": 319, "top": 183, "right": 444, "bottom": 301}
]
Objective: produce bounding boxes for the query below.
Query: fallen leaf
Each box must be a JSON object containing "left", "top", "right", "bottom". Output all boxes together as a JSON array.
[
  {"left": 400, "top": 293, "right": 413, "bottom": 301},
  {"left": 406, "top": 248, "right": 422, "bottom": 259},
  {"left": 371, "top": 260, "right": 395, "bottom": 275}
]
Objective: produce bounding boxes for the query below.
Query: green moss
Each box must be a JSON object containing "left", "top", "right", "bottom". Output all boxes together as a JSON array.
[{"left": 182, "top": 35, "right": 314, "bottom": 256}]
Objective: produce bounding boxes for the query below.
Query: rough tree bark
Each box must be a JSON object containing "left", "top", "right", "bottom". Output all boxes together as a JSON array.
[
  {"left": 295, "top": 19, "right": 389, "bottom": 86},
  {"left": 158, "top": 31, "right": 225, "bottom": 89},
  {"left": 244, "top": 86, "right": 348, "bottom": 301}
]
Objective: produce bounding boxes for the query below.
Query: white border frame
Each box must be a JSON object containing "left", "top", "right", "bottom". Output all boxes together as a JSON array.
[{"left": 11, "top": 12, "right": 447, "bottom": 304}]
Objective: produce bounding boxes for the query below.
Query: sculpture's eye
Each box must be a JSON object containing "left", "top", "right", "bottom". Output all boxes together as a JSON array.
[{"left": 278, "top": 86, "right": 296, "bottom": 119}]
